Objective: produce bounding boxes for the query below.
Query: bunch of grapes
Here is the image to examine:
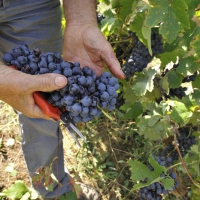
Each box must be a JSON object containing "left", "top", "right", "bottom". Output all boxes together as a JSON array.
[
  {"left": 169, "top": 86, "right": 187, "bottom": 99},
  {"left": 115, "top": 37, "right": 132, "bottom": 64},
  {"left": 138, "top": 126, "right": 197, "bottom": 199},
  {"left": 96, "top": 12, "right": 105, "bottom": 24},
  {"left": 182, "top": 71, "right": 198, "bottom": 83},
  {"left": 122, "top": 31, "right": 163, "bottom": 78},
  {"left": 2, "top": 44, "right": 119, "bottom": 124}
]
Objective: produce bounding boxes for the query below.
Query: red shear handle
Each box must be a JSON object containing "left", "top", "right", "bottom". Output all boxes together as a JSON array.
[{"left": 33, "top": 92, "right": 62, "bottom": 121}]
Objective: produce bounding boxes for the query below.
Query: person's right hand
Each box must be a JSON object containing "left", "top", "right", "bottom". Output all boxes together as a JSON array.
[{"left": 0, "top": 65, "right": 67, "bottom": 119}]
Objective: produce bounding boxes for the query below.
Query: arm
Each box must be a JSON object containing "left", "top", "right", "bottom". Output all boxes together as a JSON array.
[
  {"left": 63, "top": 0, "right": 97, "bottom": 25},
  {"left": 62, "top": 0, "right": 125, "bottom": 79},
  {"left": 0, "top": 61, "right": 67, "bottom": 119}
]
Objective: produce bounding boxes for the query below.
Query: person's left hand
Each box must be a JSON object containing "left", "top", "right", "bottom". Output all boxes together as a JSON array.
[{"left": 62, "top": 23, "right": 125, "bottom": 79}]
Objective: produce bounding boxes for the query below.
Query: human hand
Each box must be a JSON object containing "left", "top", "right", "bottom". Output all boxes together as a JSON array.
[
  {"left": 0, "top": 66, "right": 67, "bottom": 119},
  {"left": 62, "top": 23, "right": 125, "bottom": 79}
]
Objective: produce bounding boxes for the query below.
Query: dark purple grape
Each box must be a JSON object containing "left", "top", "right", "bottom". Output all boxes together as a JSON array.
[
  {"left": 63, "top": 68, "right": 73, "bottom": 77},
  {"left": 48, "top": 62, "right": 56, "bottom": 70},
  {"left": 2, "top": 53, "right": 14, "bottom": 63}
]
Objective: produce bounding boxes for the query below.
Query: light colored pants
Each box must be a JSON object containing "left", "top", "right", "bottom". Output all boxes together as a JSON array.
[{"left": 0, "top": 0, "right": 72, "bottom": 198}]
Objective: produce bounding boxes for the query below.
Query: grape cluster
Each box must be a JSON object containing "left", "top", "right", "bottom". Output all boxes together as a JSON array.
[
  {"left": 169, "top": 86, "right": 187, "bottom": 99},
  {"left": 138, "top": 126, "right": 197, "bottom": 199},
  {"left": 122, "top": 31, "right": 163, "bottom": 78},
  {"left": 96, "top": 12, "right": 105, "bottom": 24},
  {"left": 115, "top": 39, "right": 132, "bottom": 64},
  {"left": 2, "top": 44, "right": 119, "bottom": 124},
  {"left": 182, "top": 71, "right": 198, "bottom": 83}
]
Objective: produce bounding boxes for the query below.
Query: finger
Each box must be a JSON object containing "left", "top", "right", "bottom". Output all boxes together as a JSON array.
[
  {"left": 21, "top": 73, "right": 68, "bottom": 93},
  {"left": 29, "top": 104, "right": 53, "bottom": 120},
  {"left": 101, "top": 43, "right": 125, "bottom": 79}
]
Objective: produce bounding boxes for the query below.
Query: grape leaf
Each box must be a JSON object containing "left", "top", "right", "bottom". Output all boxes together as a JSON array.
[
  {"left": 192, "top": 74, "right": 200, "bottom": 89},
  {"left": 184, "top": 0, "right": 200, "bottom": 10},
  {"left": 191, "top": 34, "right": 200, "bottom": 59},
  {"left": 142, "top": 26, "right": 152, "bottom": 55},
  {"left": 65, "top": 191, "right": 77, "bottom": 200},
  {"left": 128, "top": 155, "right": 174, "bottom": 190},
  {"left": 133, "top": 68, "right": 156, "bottom": 96},
  {"left": 167, "top": 70, "right": 183, "bottom": 88},
  {"left": 145, "top": 0, "right": 168, "bottom": 27},
  {"left": 191, "top": 26, "right": 200, "bottom": 38},
  {"left": 101, "top": 18, "right": 116, "bottom": 33},
  {"left": 159, "top": 6, "right": 180, "bottom": 44},
  {"left": 171, "top": 0, "right": 190, "bottom": 29},
  {"left": 123, "top": 87, "right": 137, "bottom": 103},
  {"left": 137, "top": 115, "right": 169, "bottom": 140},
  {"left": 159, "top": 75, "right": 169, "bottom": 94},
  {"left": 111, "top": 0, "right": 120, "bottom": 8},
  {"left": 120, "top": 102, "right": 143, "bottom": 120},
  {"left": 193, "top": 90, "right": 200, "bottom": 105},
  {"left": 118, "top": 0, "right": 135, "bottom": 21},
  {"left": 169, "top": 100, "right": 193, "bottom": 125},
  {"left": 100, "top": 0, "right": 110, "bottom": 5},
  {"left": 177, "top": 57, "right": 200, "bottom": 75},
  {"left": 129, "top": 11, "right": 147, "bottom": 45},
  {"left": 159, "top": 51, "right": 179, "bottom": 70}
]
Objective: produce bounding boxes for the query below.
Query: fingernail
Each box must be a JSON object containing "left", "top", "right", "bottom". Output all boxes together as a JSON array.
[{"left": 55, "top": 76, "right": 67, "bottom": 87}]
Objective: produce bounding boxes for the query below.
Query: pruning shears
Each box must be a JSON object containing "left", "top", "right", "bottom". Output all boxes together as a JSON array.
[
  {"left": 9, "top": 66, "right": 86, "bottom": 147},
  {"left": 33, "top": 92, "right": 86, "bottom": 147}
]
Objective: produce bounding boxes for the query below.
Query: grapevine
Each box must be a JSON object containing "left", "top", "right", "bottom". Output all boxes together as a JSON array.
[{"left": 96, "top": 0, "right": 200, "bottom": 199}]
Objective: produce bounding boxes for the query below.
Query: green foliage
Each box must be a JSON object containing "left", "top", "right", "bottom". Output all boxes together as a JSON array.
[
  {"left": 97, "top": 0, "right": 200, "bottom": 198},
  {"left": 129, "top": 155, "right": 174, "bottom": 190},
  {"left": 4, "top": 181, "right": 29, "bottom": 200}
]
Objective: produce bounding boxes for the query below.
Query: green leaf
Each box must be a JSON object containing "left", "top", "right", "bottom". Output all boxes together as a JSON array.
[
  {"left": 129, "top": 11, "right": 147, "bottom": 45},
  {"left": 159, "top": 6, "right": 180, "bottom": 44},
  {"left": 145, "top": 0, "right": 168, "bottom": 27},
  {"left": 20, "top": 192, "right": 31, "bottom": 200},
  {"left": 191, "top": 34, "right": 200, "bottom": 59},
  {"left": 171, "top": 0, "right": 190, "bottom": 29},
  {"left": 121, "top": 102, "right": 143, "bottom": 120},
  {"left": 159, "top": 51, "right": 179, "bottom": 70},
  {"left": 137, "top": 115, "right": 169, "bottom": 140},
  {"left": 63, "top": 191, "right": 77, "bottom": 200},
  {"left": 111, "top": 0, "right": 120, "bottom": 9},
  {"left": 133, "top": 68, "right": 156, "bottom": 96},
  {"left": 129, "top": 155, "right": 174, "bottom": 190},
  {"left": 99, "top": 0, "right": 110, "bottom": 5},
  {"left": 5, "top": 181, "right": 29, "bottom": 200},
  {"left": 193, "top": 90, "right": 200, "bottom": 105},
  {"left": 159, "top": 75, "right": 169, "bottom": 94},
  {"left": 167, "top": 70, "right": 183, "bottom": 88},
  {"left": 148, "top": 115, "right": 162, "bottom": 127},
  {"left": 184, "top": 0, "right": 200, "bottom": 10},
  {"left": 192, "top": 74, "right": 200, "bottom": 89},
  {"left": 142, "top": 26, "right": 152, "bottom": 55},
  {"left": 169, "top": 100, "right": 193, "bottom": 125},
  {"left": 177, "top": 57, "right": 200, "bottom": 76},
  {"left": 118, "top": 0, "right": 135, "bottom": 21},
  {"left": 123, "top": 87, "right": 137, "bottom": 103}
]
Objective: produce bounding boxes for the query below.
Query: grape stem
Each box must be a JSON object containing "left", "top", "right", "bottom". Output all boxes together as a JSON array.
[
  {"left": 172, "top": 125, "right": 200, "bottom": 189},
  {"left": 154, "top": 78, "right": 166, "bottom": 101}
]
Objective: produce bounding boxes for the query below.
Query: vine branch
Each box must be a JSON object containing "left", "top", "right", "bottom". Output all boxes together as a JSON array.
[{"left": 172, "top": 125, "right": 200, "bottom": 189}]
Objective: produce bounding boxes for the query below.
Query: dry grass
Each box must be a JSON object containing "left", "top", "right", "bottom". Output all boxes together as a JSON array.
[{"left": 0, "top": 101, "right": 137, "bottom": 200}]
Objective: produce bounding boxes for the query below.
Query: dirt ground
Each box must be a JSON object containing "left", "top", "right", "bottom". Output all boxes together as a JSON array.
[{"left": 0, "top": 101, "right": 137, "bottom": 200}]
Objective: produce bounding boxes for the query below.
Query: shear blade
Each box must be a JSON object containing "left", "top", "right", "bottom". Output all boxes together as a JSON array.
[
  {"left": 65, "top": 126, "right": 81, "bottom": 147},
  {"left": 69, "top": 122, "right": 86, "bottom": 142}
]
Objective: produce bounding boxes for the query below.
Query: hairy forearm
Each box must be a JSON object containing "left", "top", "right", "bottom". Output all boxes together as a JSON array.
[{"left": 63, "top": 0, "right": 97, "bottom": 25}]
